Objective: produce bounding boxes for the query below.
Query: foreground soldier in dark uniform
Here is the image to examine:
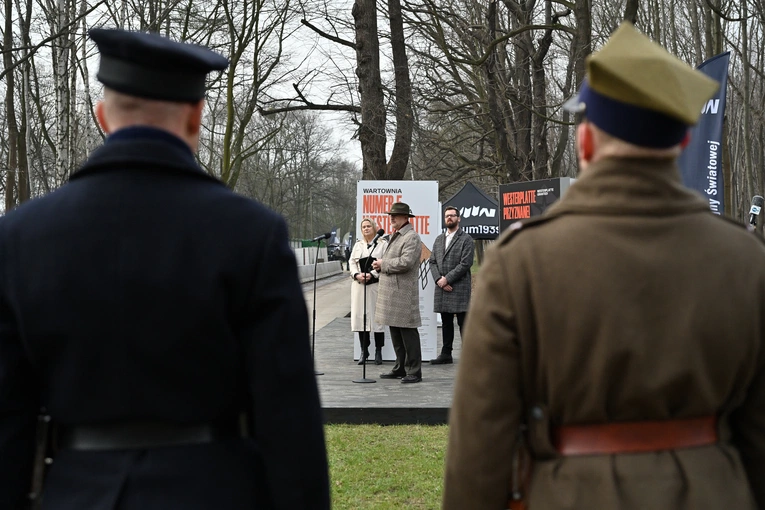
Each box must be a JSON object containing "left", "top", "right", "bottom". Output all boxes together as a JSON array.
[
  {"left": 444, "top": 22, "right": 765, "bottom": 509},
  {"left": 0, "top": 29, "right": 330, "bottom": 509}
]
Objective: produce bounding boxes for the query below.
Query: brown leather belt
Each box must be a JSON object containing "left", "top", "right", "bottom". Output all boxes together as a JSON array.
[{"left": 553, "top": 415, "right": 718, "bottom": 455}]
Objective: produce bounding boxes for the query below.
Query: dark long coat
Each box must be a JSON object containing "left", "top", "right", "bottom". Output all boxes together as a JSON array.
[
  {"left": 0, "top": 128, "right": 330, "bottom": 510},
  {"left": 429, "top": 228, "right": 474, "bottom": 313},
  {"left": 444, "top": 157, "right": 765, "bottom": 510}
]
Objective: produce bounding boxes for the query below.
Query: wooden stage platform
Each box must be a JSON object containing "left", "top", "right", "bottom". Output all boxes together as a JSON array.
[{"left": 312, "top": 315, "right": 460, "bottom": 425}]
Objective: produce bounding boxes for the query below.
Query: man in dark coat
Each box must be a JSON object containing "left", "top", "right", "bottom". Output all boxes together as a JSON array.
[
  {"left": 0, "top": 29, "right": 329, "bottom": 510},
  {"left": 429, "top": 206, "right": 474, "bottom": 364},
  {"left": 444, "top": 22, "right": 765, "bottom": 509}
]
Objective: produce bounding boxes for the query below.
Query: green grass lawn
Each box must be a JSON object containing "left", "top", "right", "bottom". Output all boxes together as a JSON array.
[{"left": 326, "top": 424, "right": 449, "bottom": 509}]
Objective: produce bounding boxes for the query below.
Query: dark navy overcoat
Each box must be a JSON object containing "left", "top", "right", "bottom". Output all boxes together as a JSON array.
[{"left": 0, "top": 128, "right": 329, "bottom": 510}]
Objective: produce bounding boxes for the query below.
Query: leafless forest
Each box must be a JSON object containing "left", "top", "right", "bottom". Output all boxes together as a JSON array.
[{"left": 0, "top": 0, "right": 759, "bottom": 238}]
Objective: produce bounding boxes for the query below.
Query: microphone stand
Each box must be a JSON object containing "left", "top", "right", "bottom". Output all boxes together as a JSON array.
[
  {"left": 353, "top": 239, "right": 377, "bottom": 384},
  {"left": 311, "top": 238, "right": 324, "bottom": 376}
]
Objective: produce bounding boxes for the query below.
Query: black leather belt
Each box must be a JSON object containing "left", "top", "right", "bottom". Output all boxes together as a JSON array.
[{"left": 57, "top": 420, "right": 241, "bottom": 451}]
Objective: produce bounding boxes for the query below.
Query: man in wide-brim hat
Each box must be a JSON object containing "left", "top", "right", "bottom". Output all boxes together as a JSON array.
[
  {"left": 386, "top": 202, "right": 416, "bottom": 217},
  {"left": 445, "top": 21, "right": 765, "bottom": 510},
  {"left": 372, "top": 202, "right": 424, "bottom": 383}
]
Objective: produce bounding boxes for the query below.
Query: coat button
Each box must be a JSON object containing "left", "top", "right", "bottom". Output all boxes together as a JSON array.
[{"left": 531, "top": 406, "right": 544, "bottom": 420}]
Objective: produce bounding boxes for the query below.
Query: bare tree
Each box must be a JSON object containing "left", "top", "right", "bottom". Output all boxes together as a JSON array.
[
  {"left": 352, "top": 0, "right": 387, "bottom": 178},
  {"left": 3, "top": 0, "right": 20, "bottom": 210}
]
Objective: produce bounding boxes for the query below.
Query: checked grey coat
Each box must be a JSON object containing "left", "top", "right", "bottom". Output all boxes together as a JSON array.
[
  {"left": 375, "top": 223, "right": 423, "bottom": 328},
  {"left": 429, "top": 228, "right": 474, "bottom": 313}
]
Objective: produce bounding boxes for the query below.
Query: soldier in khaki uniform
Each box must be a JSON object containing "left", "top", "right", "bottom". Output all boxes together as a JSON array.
[{"left": 443, "top": 22, "right": 765, "bottom": 510}]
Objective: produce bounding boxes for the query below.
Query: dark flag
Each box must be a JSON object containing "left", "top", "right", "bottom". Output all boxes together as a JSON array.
[{"left": 678, "top": 52, "right": 730, "bottom": 215}]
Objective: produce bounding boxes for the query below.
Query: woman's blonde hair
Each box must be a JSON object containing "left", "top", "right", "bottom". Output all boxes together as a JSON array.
[{"left": 359, "top": 218, "right": 378, "bottom": 240}]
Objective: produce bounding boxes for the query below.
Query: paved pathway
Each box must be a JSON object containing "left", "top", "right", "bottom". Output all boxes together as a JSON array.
[{"left": 302, "top": 273, "right": 461, "bottom": 424}]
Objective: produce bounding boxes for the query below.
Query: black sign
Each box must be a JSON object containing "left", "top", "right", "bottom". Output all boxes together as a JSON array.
[
  {"left": 443, "top": 182, "right": 499, "bottom": 239},
  {"left": 498, "top": 178, "right": 575, "bottom": 233}
]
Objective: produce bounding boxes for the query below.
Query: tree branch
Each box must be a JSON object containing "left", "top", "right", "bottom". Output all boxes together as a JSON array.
[
  {"left": 301, "top": 19, "right": 356, "bottom": 49},
  {"left": 259, "top": 83, "right": 361, "bottom": 116},
  {"left": 0, "top": 0, "right": 107, "bottom": 81},
  {"left": 703, "top": 0, "right": 751, "bottom": 22},
  {"left": 450, "top": 23, "right": 574, "bottom": 66}
]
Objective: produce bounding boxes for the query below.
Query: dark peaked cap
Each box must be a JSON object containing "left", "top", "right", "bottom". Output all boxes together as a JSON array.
[{"left": 89, "top": 28, "right": 229, "bottom": 103}]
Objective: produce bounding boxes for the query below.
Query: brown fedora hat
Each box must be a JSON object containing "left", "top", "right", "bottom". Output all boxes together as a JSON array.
[{"left": 386, "top": 202, "right": 415, "bottom": 217}]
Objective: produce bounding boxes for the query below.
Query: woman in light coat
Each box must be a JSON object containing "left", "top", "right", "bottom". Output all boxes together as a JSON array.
[{"left": 349, "top": 218, "right": 387, "bottom": 364}]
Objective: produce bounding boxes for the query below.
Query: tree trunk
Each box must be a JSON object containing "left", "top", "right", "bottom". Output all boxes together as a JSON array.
[
  {"left": 741, "top": 0, "right": 759, "bottom": 211},
  {"left": 353, "top": 0, "right": 387, "bottom": 179},
  {"left": 723, "top": 115, "right": 733, "bottom": 217},
  {"left": 688, "top": 0, "right": 704, "bottom": 63},
  {"left": 78, "top": 0, "right": 94, "bottom": 157},
  {"left": 484, "top": 1, "right": 517, "bottom": 181},
  {"left": 54, "top": 0, "right": 71, "bottom": 182},
  {"left": 67, "top": 0, "right": 76, "bottom": 177},
  {"left": 623, "top": 0, "right": 639, "bottom": 24},
  {"left": 511, "top": 12, "right": 533, "bottom": 181},
  {"left": 16, "top": 0, "right": 33, "bottom": 203},
  {"left": 703, "top": 0, "right": 723, "bottom": 59},
  {"left": 551, "top": 33, "right": 578, "bottom": 177},
  {"left": 530, "top": 1, "right": 556, "bottom": 180},
  {"left": 4, "top": 0, "right": 19, "bottom": 210},
  {"left": 573, "top": 0, "right": 591, "bottom": 86},
  {"left": 385, "top": 0, "right": 413, "bottom": 180}
]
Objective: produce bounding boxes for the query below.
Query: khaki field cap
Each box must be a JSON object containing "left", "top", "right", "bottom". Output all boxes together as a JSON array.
[
  {"left": 386, "top": 202, "right": 415, "bottom": 217},
  {"left": 564, "top": 22, "right": 720, "bottom": 148}
]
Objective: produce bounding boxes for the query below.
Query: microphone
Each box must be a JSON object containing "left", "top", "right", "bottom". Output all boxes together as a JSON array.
[
  {"left": 368, "top": 229, "right": 386, "bottom": 247},
  {"left": 749, "top": 195, "right": 764, "bottom": 227},
  {"left": 311, "top": 232, "right": 332, "bottom": 242}
]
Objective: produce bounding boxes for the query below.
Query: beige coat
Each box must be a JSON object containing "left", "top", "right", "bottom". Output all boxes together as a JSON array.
[
  {"left": 349, "top": 238, "right": 386, "bottom": 332},
  {"left": 444, "top": 157, "right": 765, "bottom": 510},
  {"left": 375, "top": 223, "right": 422, "bottom": 328}
]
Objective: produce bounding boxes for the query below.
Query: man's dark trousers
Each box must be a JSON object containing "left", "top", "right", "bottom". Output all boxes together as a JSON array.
[
  {"left": 440, "top": 312, "right": 466, "bottom": 356},
  {"left": 389, "top": 326, "right": 422, "bottom": 376}
]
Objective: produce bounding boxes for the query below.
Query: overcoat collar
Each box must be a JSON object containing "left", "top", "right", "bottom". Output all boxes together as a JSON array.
[
  {"left": 390, "top": 222, "right": 413, "bottom": 241},
  {"left": 548, "top": 157, "right": 711, "bottom": 217},
  {"left": 70, "top": 127, "right": 223, "bottom": 185}
]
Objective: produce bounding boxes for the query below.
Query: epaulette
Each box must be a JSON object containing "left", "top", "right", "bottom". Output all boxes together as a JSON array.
[{"left": 496, "top": 214, "right": 560, "bottom": 247}]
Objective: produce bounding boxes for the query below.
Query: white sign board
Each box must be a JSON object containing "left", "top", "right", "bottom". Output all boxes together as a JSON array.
[{"left": 354, "top": 181, "right": 440, "bottom": 361}]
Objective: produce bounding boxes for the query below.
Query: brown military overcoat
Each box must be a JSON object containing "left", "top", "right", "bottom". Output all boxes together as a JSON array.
[{"left": 443, "top": 157, "right": 765, "bottom": 509}]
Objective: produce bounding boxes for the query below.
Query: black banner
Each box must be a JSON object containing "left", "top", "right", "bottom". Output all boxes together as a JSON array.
[
  {"left": 678, "top": 52, "right": 729, "bottom": 216},
  {"left": 443, "top": 182, "right": 499, "bottom": 239},
  {"left": 498, "top": 178, "right": 574, "bottom": 233}
]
